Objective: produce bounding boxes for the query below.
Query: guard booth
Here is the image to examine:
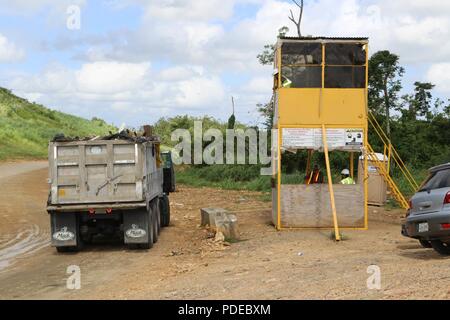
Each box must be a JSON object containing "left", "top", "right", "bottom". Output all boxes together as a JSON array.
[
  {"left": 358, "top": 153, "right": 388, "bottom": 206},
  {"left": 271, "top": 37, "right": 369, "bottom": 238}
]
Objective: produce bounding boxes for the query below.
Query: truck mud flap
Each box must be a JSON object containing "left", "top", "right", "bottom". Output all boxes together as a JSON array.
[
  {"left": 50, "top": 213, "right": 78, "bottom": 247},
  {"left": 123, "top": 210, "right": 150, "bottom": 244}
]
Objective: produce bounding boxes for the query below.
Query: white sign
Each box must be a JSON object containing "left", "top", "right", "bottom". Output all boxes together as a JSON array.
[
  {"left": 368, "top": 165, "right": 378, "bottom": 173},
  {"left": 345, "top": 129, "right": 364, "bottom": 147},
  {"left": 282, "top": 128, "right": 315, "bottom": 149},
  {"left": 282, "top": 128, "right": 364, "bottom": 151}
]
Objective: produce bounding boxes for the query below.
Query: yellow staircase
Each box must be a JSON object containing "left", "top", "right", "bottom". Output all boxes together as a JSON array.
[{"left": 366, "top": 111, "right": 419, "bottom": 209}]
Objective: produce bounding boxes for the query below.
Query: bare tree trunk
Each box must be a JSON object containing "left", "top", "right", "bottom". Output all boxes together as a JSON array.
[
  {"left": 289, "top": 0, "right": 304, "bottom": 37},
  {"left": 383, "top": 84, "right": 391, "bottom": 137}
]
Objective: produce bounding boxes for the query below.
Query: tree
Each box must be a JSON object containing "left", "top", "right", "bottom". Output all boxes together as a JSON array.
[
  {"left": 400, "top": 82, "right": 436, "bottom": 121},
  {"left": 413, "top": 82, "right": 435, "bottom": 120},
  {"left": 257, "top": 26, "right": 289, "bottom": 66},
  {"left": 256, "top": 27, "right": 289, "bottom": 129},
  {"left": 257, "top": 99, "right": 275, "bottom": 130},
  {"left": 368, "top": 51, "right": 405, "bottom": 137},
  {"left": 227, "top": 96, "right": 236, "bottom": 129},
  {"left": 227, "top": 114, "right": 236, "bottom": 130},
  {"left": 288, "top": 0, "right": 304, "bottom": 37},
  {"left": 445, "top": 100, "right": 450, "bottom": 119}
]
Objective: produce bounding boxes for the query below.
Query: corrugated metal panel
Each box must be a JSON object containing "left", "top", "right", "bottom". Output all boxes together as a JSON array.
[
  {"left": 49, "top": 140, "right": 163, "bottom": 206},
  {"left": 279, "top": 36, "right": 369, "bottom": 40}
]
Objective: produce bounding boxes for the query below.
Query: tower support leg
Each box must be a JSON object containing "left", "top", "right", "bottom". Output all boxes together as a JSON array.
[{"left": 322, "top": 125, "right": 341, "bottom": 241}]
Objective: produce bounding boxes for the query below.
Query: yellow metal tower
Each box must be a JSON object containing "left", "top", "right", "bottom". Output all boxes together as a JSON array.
[{"left": 272, "top": 37, "right": 370, "bottom": 238}]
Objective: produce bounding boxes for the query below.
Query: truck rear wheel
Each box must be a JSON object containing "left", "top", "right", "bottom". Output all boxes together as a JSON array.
[
  {"left": 152, "top": 201, "right": 159, "bottom": 244},
  {"left": 138, "top": 211, "right": 154, "bottom": 250},
  {"left": 159, "top": 194, "right": 170, "bottom": 227}
]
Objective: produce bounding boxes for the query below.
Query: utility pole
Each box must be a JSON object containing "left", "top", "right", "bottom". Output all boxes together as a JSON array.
[{"left": 231, "top": 96, "right": 235, "bottom": 115}]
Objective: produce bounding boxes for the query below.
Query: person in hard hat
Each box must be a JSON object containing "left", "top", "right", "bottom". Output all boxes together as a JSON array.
[
  {"left": 340, "top": 169, "right": 355, "bottom": 185},
  {"left": 305, "top": 165, "right": 323, "bottom": 185}
]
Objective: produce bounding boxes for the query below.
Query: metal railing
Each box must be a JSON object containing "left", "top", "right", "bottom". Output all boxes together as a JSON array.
[
  {"left": 365, "top": 144, "right": 410, "bottom": 209},
  {"left": 368, "top": 111, "right": 419, "bottom": 195}
]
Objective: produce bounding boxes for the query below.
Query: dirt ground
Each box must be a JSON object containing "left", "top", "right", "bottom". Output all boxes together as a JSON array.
[{"left": 1, "top": 161, "right": 450, "bottom": 300}]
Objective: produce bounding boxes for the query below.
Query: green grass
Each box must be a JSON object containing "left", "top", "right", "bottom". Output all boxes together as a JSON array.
[
  {"left": 176, "top": 165, "right": 271, "bottom": 193},
  {"left": 392, "top": 167, "right": 428, "bottom": 198},
  {"left": 0, "top": 87, "right": 116, "bottom": 161},
  {"left": 382, "top": 167, "right": 428, "bottom": 209}
]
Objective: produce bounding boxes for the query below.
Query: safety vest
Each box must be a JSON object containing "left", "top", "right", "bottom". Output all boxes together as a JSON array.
[
  {"left": 341, "top": 177, "right": 355, "bottom": 185},
  {"left": 307, "top": 170, "right": 321, "bottom": 185},
  {"left": 282, "top": 78, "right": 292, "bottom": 88}
]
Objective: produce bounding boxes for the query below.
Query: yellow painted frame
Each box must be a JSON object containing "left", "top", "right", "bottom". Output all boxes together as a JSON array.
[{"left": 274, "top": 38, "right": 370, "bottom": 232}]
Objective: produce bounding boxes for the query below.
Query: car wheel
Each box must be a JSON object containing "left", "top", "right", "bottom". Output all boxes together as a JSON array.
[
  {"left": 430, "top": 240, "right": 450, "bottom": 255},
  {"left": 419, "top": 240, "right": 432, "bottom": 248}
]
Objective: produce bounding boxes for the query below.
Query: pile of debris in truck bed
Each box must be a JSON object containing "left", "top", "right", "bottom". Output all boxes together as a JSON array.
[{"left": 52, "top": 125, "right": 160, "bottom": 143}]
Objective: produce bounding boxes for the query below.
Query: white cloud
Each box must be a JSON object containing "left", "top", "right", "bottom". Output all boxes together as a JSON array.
[
  {"left": 75, "top": 61, "right": 150, "bottom": 94},
  {"left": 144, "top": 0, "right": 236, "bottom": 21},
  {"left": 175, "top": 77, "right": 225, "bottom": 108},
  {"left": 4, "top": 0, "right": 450, "bottom": 125},
  {"left": 0, "top": 0, "right": 86, "bottom": 15},
  {"left": 247, "top": 77, "right": 273, "bottom": 95},
  {"left": 81, "top": 0, "right": 450, "bottom": 72},
  {"left": 8, "top": 61, "right": 227, "bottom": 125},
  {"left": 0, "top": 34, "right": 25, "bottom": 63},
  {"left": 426, "top": 63, "right": 450, "bottom": 94},
  {"left": 300, "top": 0, "right": 450, "bottom": 64}
]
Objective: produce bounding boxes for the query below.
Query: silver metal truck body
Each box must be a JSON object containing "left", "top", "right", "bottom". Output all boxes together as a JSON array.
[{"left": 46, "top": 138, "right": 170, "bottom": 252}]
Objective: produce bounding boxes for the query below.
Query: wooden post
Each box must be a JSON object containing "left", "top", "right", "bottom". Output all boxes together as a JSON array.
[
  {"left": 322, "top": 125, "right": 341, "bottom": 241},
  {"left": 143, "top": 125, "right": 153, "bottom": 137},
  {"left": 387, "top": 143, "right": 392, "bottom": 175},
  {"left": 277, "top": 127, "right": 282, "bottom": 230},
  {"left": 305, "top": 149, "right": 313, "bottom": 183},
  {"left": 350, "top": 152, "right": 354, "bottom": 179}
]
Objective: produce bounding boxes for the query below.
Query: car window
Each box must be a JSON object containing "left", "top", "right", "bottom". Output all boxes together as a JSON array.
[{"left": 419, "top": 169, "right": 450, "bottom": 192}]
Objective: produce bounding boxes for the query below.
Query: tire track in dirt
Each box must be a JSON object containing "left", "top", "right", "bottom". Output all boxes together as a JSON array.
[
  {"left": 0, "top": 162, "right": 50, "bottom": 274},
  {"left": 0, "top": 225, "right": 50, "bottom": 272}
]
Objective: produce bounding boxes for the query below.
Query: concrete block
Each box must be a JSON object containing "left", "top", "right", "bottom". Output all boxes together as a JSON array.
[
  {"left": 200, "top": 208, "right": 240, "bottom": 241},
  {"left": 215, "top": 214, "right": 239, "bottom": 241},
  {"left": 200, "top": 208, "right": 228, "bottom": 228}
]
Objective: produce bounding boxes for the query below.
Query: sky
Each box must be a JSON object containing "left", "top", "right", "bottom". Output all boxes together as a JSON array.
[{"left": 0, "top": 0, "right": 449, "bottom": 127}]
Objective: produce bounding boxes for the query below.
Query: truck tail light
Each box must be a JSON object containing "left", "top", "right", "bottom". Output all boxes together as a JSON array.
[
  {"left": 444, "top": 192, "right": 450, "bottom": 205},
  {"left": 441, "top": 223, "right": 450, "bottom": 230},
  {"left": 106, "top": 208, "right": 113, "bottom": 214},
  {"left": 88, "top": 208, "right": 95, "bottom": 215}
]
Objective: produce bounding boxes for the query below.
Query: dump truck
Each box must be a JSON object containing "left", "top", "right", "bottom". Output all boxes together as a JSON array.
[{"left": 46, "top": 131, "right": 174, "bottom": 252}]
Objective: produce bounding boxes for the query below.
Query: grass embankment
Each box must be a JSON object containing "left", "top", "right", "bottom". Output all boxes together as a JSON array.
[{"left": 0, "top": 88, "right": 115, "bottom": 161}]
